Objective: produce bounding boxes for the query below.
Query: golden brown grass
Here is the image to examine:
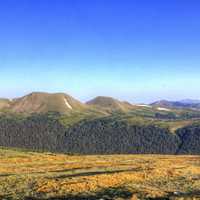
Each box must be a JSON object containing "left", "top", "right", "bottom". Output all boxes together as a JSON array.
[{"left": 0, "top": 148, "right": 200, "bottom": 200}]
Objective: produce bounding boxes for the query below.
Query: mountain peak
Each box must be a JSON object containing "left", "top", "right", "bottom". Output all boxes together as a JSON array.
[
  {"left": 10, "top": 92, "right": 85, "bottom": 114},
  {"left": 86, "top": 96, "right": 133, "bottom": 112},
  {"left": 150, "top": 100, "right": 172, "bottom": 107}
]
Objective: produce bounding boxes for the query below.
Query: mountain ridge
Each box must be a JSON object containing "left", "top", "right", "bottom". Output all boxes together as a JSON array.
[{"left": 1, "top": 92, "right": 200, "bottom": 114}]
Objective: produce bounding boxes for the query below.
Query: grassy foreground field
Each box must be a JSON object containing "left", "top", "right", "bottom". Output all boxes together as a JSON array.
[{"left": 0, "top": 148, "right": 200, "bottom": 200}]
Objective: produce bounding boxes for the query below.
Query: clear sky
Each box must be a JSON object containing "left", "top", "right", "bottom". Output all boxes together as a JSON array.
[{"left": 0, "top": 0, "right": 200, "bottom": 103}]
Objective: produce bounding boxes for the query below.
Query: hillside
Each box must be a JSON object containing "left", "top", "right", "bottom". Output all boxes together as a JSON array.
[{"left": 0, "top": 98, "right": 10, "bottom": 110}]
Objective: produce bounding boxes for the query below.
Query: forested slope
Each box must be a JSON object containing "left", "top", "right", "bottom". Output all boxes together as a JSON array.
[
  {"left": 0, "top": 114, "right": 200, "bottom": 154},
  {"left": 0, "top": 115, "right": 66, "bottom": 152}
]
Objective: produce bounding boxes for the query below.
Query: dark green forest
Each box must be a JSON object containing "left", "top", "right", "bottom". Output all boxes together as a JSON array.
[{"left": 0, "top": 113, "right": 200, "bottom": 154}]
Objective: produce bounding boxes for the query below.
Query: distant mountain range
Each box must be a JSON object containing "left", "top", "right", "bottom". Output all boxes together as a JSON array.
[
  {"left": 179, "top": 99, "right": 200, "bottom": 104},
  {"left": 1, "top": 92, "right": 200, "bottom": 114},
  {"left": 151, "top": 99, "right": 200, "bottom": 110}
]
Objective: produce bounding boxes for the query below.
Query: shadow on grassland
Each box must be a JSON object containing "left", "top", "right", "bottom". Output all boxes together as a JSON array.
[
  {"left": 47, "top": 167, "right": 141, "bottom": 180},
  {"left": 24, "top": 186, "right": 132, "bottom": 200},
  {"left": 24, "top": 190, "right": 200, "bottom": 200}
]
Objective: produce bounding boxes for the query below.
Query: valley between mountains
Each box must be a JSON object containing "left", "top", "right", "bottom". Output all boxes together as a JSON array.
[{"left": 1, "top": 92, "right": 200, "bottom": 154}]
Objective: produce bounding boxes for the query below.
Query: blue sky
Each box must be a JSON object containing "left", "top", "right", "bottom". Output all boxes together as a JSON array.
[{"left": 0, "top": 0, "right": 200, "bottom": 103}]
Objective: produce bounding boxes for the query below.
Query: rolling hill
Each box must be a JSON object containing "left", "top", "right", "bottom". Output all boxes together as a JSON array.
[
  {"left": 1, "top": 92, "right": 86, "bottom": 114},
  {"left": 86, "top": 96, "right": 134, "bottom": 112}
]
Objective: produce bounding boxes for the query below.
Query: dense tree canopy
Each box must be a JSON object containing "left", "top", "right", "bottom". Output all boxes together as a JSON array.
[{"left": 0, "top": 114, "right": 200, "bottom": 154}]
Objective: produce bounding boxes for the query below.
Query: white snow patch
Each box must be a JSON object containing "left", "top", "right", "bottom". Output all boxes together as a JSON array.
[
  {"left": 64, "top": 98, "right": 72, "bottom": 109},
  {"left": 137, "top": 104, "right": 152, "bottom": 108},
  {"left": 157, "top": 107, "right": 171, "bottom": 111}
]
